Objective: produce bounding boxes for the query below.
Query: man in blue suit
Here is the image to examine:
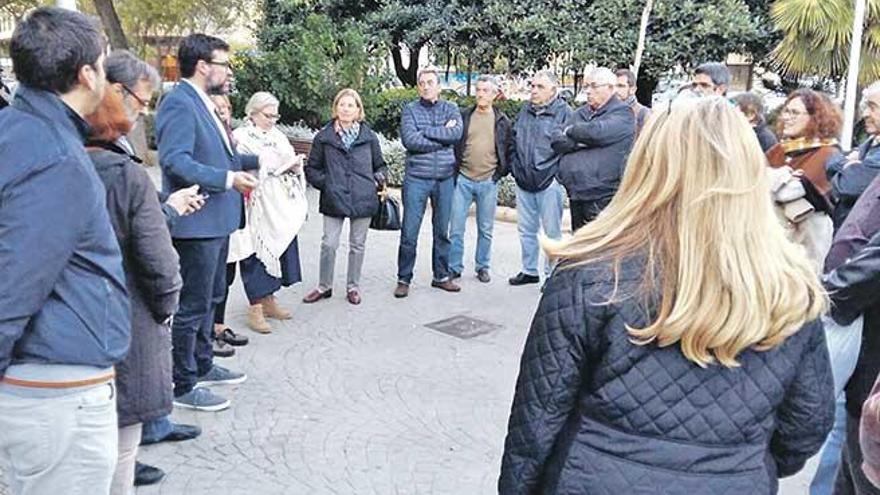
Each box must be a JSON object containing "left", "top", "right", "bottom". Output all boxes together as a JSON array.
[{"left": 156, "top": 34, "right": 260, "bottom": 412}]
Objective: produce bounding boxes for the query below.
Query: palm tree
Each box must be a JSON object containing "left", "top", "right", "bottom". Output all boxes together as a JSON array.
[{"left": 769, "top": 0, "right": 880, "bottom": 84}]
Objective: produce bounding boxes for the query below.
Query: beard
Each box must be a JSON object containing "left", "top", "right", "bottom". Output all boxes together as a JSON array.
[{"left": 207, "top": 75, "right": 229, "bottom": 95}]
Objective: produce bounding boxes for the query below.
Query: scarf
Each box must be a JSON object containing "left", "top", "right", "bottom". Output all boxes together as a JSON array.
[
  {"left": 228, "top": 121, "right": 308, "bottom": 277},
  {"left": 779, "top": 137, "right": 839, "bottom": 155},
  {"left": 337, "top": 121, "right": 360, "bottom": 150}
]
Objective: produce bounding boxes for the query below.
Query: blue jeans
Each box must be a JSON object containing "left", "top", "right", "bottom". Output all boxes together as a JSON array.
[
  {"left": 397, "top": 174, "right": 454, "bottom": 284},
  {"left": 140, "top": 415, "right": 173, "bottom": 445},
  {"left": 449, "top": 174, "right": 498, "bottom": 274},
  {"left": 810, "top": 315, "right": 864, "bottom": 495},
  {"left": 515, "top": 181, "right": 564, "bottom": 277}
]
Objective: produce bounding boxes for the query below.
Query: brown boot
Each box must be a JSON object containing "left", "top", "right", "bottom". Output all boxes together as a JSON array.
[
  {"left": 247, "top": 304, "right": 271, "bottom": 334},
  {"left": 261, "top": 295, "right": 292, "bottom": 320}
]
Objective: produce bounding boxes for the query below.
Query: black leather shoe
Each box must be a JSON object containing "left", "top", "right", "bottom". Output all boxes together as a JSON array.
[
  {"left": 450, "top": 271, "right": 461, "bottom": 280},
  {"left": 164, "top": 423, "right": 202, "bottom": 442},
  {"left": 508, "top": 272, "right": 540, "bottom": 286},
  {"left": 217, "top": 327, "right": 249, "bottom": 346},
  {"left": 477, "top": 269, "right": 491, "bottom": 283},
  {"left": 134, "top": 462, "right": 165, "bottom": 486}
]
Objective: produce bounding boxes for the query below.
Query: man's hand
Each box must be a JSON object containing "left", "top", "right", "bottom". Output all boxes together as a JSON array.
[
  {"left": 166, "top": 185, "right": 205, "bottom": 216},
  {"left": 232, "top": 171, "right": 259, "bottom": 193},
  {"left": 445, "top": 119, "right": 458, "bottom": 128}
]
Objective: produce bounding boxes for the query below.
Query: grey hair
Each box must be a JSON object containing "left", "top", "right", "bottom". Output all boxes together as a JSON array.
[
  {"left": 104, "top": 49, "right": 160, "bottom": 90},
  {"left": 245, "top": 91, "right": 280, "bottom": 117},
  {"left": 475, "top": 74, "right": 499, "bottom": 90},
  {"left": 694, "top": 62, "right": 731, "bottom": 88},
  {"left": 863, "top": 81, "right": 880, "bottom": 104},
  {"left": 587, "top": 67, "right": 617, "bottom": 86},
  {"left": 417, "top": 65, "right": 441, "bottom": 84},
  {"left": 532, "top": 69, "right": 559, "bottom": 88}
]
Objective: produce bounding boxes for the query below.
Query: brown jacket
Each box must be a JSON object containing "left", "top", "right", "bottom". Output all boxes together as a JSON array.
[{"left": 767, "top": 143, "right": 840, "bottom": 196}]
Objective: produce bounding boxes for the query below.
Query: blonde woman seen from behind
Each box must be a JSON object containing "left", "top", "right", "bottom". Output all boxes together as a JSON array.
[{"left": 498, "top": 97, "right": 833, "bottom": 495}]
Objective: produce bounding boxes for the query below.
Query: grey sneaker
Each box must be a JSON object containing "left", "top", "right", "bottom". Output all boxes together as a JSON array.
[
  {"left": 196, "top": 365, "right": 247, "bottom": 387},
  {"left": 173, "top": 387, "right": 230, "bottom": 412}
]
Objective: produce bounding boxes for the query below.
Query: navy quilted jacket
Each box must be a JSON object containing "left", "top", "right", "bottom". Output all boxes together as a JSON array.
[
  {"left": 499, "top": 260, "right": 834, "bottom": 495},
  {"left": 399, "top": 98, "right": 463, "bottom": 180}
]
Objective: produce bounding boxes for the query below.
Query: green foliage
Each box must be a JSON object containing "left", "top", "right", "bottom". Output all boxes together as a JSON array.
[
  {"left": 770, "top": 0, "right": 880, "bottom": 83},
  {"left": 364, "top": 87, "right": 419, "bottom": 139},
  {"left": 232, "top": 10, "right": 382, "bottom": 127}
]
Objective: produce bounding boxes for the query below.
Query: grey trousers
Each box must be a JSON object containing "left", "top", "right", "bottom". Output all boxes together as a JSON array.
[
  {"left": 0, "top": 382, "right": 118, "bottom": 495},
  {"left": 319, "top": 215, "right": 371, "bottom": 291},
  {"left": 110, "top": 423, "right": 142, "bottom": 495}
]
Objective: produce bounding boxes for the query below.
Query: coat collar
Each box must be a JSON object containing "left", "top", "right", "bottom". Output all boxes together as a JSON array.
[{"left": 13, "top": 85, "right": 92, "bottom": 142}]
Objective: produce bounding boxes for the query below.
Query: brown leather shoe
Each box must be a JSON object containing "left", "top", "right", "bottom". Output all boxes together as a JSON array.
[
  {"left": 302, "top": 288, "right": 332, "bottom": 304},
  {"left": 393, "top": 283, "right": 409, "bottom": 298},
  {"left": 261, "top": 295, "right": 292, "bottom": 320},
  {"left": 431, "top": 280, "right": 461, "bottom": 292},
  {"left": 346, "top": 289, "right": 361, "bottom": 305}
]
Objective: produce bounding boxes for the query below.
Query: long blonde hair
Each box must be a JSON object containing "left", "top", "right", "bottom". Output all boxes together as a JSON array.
[{"left": 546, "top": 97, "right": 826, "bottom": 367}]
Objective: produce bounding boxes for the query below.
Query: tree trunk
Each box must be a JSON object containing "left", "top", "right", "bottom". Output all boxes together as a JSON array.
[
  {"left": 92, "top": 0, "right": 129, "bottom": 50},
  {"left": 391, "top": 42, "right": 422, "bottom": 87},
  {"left": 636, "top": 73, "right": 658, "bottom": 106},
  {"left": 633, "top": 0, "right": 653, "bottom": 77},
  {"left": 466, "top": 57, "right": 473, "bottom": 96}
]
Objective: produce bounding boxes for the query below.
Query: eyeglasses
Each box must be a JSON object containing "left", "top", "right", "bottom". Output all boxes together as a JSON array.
[
  {"left": 692, "top": 81, "right": 715, "bottom": 90},
  {"left": 781, "top": 108, "right": 808, "bottom": 118},
  {"left": 122, "top": 85, "right": 150, "bottom": 109},
  {"left": 260, "top": 110, "right": 280, "bottom": 120},
  {"left": 207, "top": 60, "right": 231, "bottom": 68},
  {"left": 585, "top": 83, "right": 613, "bottom": 90}
]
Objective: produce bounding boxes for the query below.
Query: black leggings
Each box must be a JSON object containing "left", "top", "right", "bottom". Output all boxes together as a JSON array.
[{"left": 213, "top": 262, "right": 237, "bottom": 326}]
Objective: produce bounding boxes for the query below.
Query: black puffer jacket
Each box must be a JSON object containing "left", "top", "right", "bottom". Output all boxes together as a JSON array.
[
  {"left": 499, "top": 259, "right": 834, "bottom": 495},
  {"left": 306, "top": 122, "right": 387, "bottom": 219},
  {"left": 88, "top": 142, "right": 182, "bottom": 427}
]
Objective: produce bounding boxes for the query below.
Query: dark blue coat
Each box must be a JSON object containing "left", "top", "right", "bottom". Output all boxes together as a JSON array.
[
  {"left": 551, "top": 96, "right": 635, "bottom": 201},
  {"left": 0, "top": 86, "right": 131, "bottom": 376},
  {"left": 499, "top": 259, "right": 834, "bottom": 494},
  {"left": 306, "top": 122, "right": 387, "bottom": 219},
  {"left": 510, "top": 97, "right": 572, "bottom": 193},
  {"left": 829, "top": 137, "right": 880, "bottom": 230},
  {"left": 400, "top": 98, "right": 463, "bottom": 180},
  {"left": 156, "top": 82, "right": 259, "bottom": 239}
]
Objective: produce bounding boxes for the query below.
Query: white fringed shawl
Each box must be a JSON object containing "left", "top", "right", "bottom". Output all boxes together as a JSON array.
[{"left": 228, "top": 122, "right": 308, "bottom": 277}]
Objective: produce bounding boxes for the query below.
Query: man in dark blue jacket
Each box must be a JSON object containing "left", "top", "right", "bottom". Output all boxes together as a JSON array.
[
  {"left": 508, "top": 70, "right": 571, "bottom": 286},
  {"left": 0, "top": 8, "right": 130, "bottom": 493},
  {"left": 829, "top": 81, "right": 880, "bottom": 231},
  {"left": 156, "top": 34, "right": 260, "bottom": 412},
  {"left": 552, "top": 67, "right": 635, "bottom": 231},
  {"left": 394, "top": 66, "right": 463, "bottom": 298}
]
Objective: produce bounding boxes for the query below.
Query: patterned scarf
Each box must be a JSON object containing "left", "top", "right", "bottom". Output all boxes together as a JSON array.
[
  {"left": 338, "top": 121, "right": 360, "bottom": 150},
  {"left": 779, "top": 137, "right": 839, "bottom": 155}
]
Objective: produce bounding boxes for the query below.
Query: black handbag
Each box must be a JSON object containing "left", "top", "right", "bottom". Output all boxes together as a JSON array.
[{"left": 370, "top": 187, "right": 401, "bottom": 231}]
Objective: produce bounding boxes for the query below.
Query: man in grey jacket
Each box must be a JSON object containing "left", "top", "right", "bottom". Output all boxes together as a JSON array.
[
  {"left": 395, "top": 66, "right": 463, "bottom": 298},
  {"left": 508, "top": 70, "right": 571, "bottom": 286}
]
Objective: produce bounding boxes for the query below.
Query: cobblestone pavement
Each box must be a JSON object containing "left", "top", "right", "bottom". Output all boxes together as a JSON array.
[{"left": 0, "top": 183, "right": 815, "bottom": 494}]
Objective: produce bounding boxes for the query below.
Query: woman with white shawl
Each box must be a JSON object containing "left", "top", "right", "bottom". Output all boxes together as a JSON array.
[{"left": 227, "top": 92, "right": 307, "bottom": 333}]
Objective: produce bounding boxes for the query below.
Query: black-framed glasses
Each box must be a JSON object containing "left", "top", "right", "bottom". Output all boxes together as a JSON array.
[
  {"left": 122, "top": 85, "right": 150, "bottom": 108},
  {"left": 260, "top": 110, "right": 281, "bottom": 121},
  {"left": 207, "top": 60, "right": 231, "bottom": 68}
]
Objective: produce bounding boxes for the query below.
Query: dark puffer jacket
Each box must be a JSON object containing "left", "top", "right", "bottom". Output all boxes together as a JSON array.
[
  {"left": 499, "top": 259, "right": 834, "bottom": 495},
  {"left": 88, "top": 142, "right": 182, "bottom": 427},
  {"left": 400, "top": 98, "right": 463, "bottom": 180},
  {"left": 306, "top": 122, "right": 387, "bottom": 219},
  {"left": 511, "top": 97, "right": 572, "bottom": 192},
  {"left": 551, "top": 96, "right": 635, "bottom": 201}
]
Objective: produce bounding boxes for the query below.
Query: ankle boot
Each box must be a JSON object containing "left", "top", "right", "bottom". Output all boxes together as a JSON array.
[
  {"left": 261, "top": 295, "right": 292, "bottom": 320},
  {"left": 247, "top": 304, "right": 271, "bottom": 334}
]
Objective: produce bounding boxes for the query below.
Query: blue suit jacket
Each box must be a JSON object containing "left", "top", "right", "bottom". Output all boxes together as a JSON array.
[{"left": 156, "top": 82, "right": 258, "bottom": 239}]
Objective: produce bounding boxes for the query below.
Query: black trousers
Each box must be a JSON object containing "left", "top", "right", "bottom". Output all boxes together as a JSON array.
[
  {"left": 834, "top": 412, "right": 880, "bottom": 494},
  {"left": 569, "top": 197, "right": 612, "bottom": 233}
]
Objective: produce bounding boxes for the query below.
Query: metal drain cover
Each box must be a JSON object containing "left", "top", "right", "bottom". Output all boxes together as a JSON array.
[{"left": 424, "top": 315, "right": 502, "bottom": 339}]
